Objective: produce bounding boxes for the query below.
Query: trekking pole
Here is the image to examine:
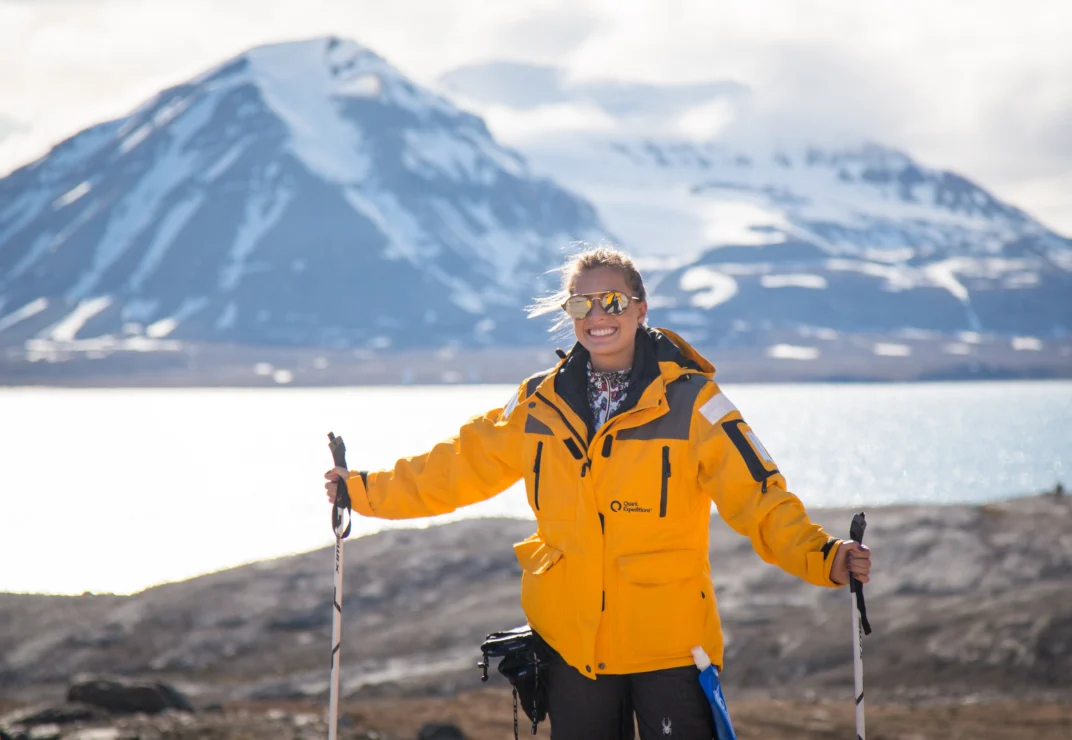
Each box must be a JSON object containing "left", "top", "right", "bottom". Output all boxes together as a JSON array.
[
  {"left": 849, "top": 512, "right": 872, "bottom": 740},
  {"left": 327, "top": 433, "right": 352, "bottom": 740}
]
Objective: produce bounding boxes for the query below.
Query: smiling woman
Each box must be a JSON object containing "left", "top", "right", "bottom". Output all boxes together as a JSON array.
[{"left": 324, "top": 244, "right": 871, "bottom": 740}]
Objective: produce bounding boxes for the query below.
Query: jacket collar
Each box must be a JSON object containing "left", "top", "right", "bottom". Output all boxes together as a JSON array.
[{"left": 551, "top": 327, "right": 713, "bottom": 441}]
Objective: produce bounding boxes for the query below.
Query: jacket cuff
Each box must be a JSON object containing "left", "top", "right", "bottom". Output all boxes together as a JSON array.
[
  {"left": 346, "top": 471, "right": 376, "bottom": 517},
  {"left": 804, "top": 537, "right": 845, "bottom": 588},
  {"left": 821, "top": 538, "right": 846, "bottom": 587}
]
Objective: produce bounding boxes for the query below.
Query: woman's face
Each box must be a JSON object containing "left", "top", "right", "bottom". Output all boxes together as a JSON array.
[{"left": 570, "top": 266, "right": 647, "bottom": 369}]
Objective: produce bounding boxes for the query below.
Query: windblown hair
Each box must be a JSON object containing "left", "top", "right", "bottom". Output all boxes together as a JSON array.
[{"left": 527, "top": 243, "right": 648, "bottom": 335}]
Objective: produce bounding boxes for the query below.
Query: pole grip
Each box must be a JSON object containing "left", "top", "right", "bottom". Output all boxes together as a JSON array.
[
  {"left": 328, "top": 432, "right": 352, "bottom": 539},
  {"left": 848, "top": 511, "right": 872, "bottom": 635}
]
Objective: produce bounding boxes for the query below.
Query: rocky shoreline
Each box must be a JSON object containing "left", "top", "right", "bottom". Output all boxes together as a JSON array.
[{"left": 2, "top": 488, "right": 1070, "bottom": 738}]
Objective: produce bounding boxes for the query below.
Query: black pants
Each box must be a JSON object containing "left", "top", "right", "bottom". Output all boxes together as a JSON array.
[{"left": 535, "top": 635, "right": 716, "bottom": 740}]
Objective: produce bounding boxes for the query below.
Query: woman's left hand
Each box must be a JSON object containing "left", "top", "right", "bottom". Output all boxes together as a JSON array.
[{"left": 831, "top": 541, "right": 871, "bottom": 586}]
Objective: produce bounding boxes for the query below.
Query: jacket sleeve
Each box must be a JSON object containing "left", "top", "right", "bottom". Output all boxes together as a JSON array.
[
  {"left": 344, "top": 385, "right": 528, "bottom": 520},
  {"left": 693, "top": 384, "right": 843, "bottom": 588}
]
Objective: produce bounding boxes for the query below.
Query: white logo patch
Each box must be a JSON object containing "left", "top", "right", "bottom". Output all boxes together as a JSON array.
[
  {"left": 746, "top": 429, "right": 774, "bottom": 463},
  {"left": 502, "top": 392, "right": 520, "bottom": 420},
  {"left": 662, "top": 717, "right": 672, "bottom": 735},
  {"left": 699, "top": 392, "right": 737, "bottom": 424}
]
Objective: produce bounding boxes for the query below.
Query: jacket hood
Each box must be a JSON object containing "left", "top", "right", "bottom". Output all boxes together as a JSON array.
[{"left": 646, "top": 326, "right": 716, "bottom": 378}]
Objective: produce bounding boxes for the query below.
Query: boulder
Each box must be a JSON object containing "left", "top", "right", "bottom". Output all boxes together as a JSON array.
[
  {"left": 67, "top": 678, "right": 193, "bottom": 715},
  {"left": 417, "top": 723, "right": 465, "bottom": 740}
]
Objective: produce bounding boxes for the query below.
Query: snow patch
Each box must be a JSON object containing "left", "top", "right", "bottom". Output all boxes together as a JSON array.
[
  {"left": 336, "top": 73, "right": 383, "bottom": 99},
  {"left": 760, "top": 274, "right": 828, "bottom": 289},
  {"left": 1012, "top": 336, "right": 1042, "bottom": 351},
  {"left": 798, "top": 326, "right": 839, "bottom": 340},
  {"left": 699, "top": 200, "right": 790, "bottom": 247},
  {"left": 146, "top": 318, "right": 178, "bottom": 339},
  {"left": 944, "top": 343, "right": 972, "bottom": 355},
  {"left": 864, "top": 247, "right": 915, "bottom": 263},
  {"left": 245, "top": 42, "right": 371, "bottom": 184},
  {"left": 873, "top": 343, "right": 912, "bottom": 357},
  {"left": 152, "top": 96, "right": 192, "bottom": 128},
  {"left": 118, "top": 124, "right": 152, "bottom": 155},
  {"left": 403, "top": 128, "right": 488, "bottom": 183},
  {"left": 52, "top": 181, "right": 92, "bottom": 209},
  {"left": 203, "top": 140, "right": 252, "bottom": 181},
  {"left": 924, "top": 260, "right": 970, "bottom": 303},
  {"left": 766, "top": 344, "right": 820, "bottom": 360},
  {"left": 679, "top": 266, "right": 738, "bottom": 309},
  {"left": 220, "top": 185, "right": 294, "bottom": 290},
  {"left": 0, "top": 297, "right": 48, "bottom": 333},
  {"left": 146, "top": 297, "right": 208, "bottom": 338},
  {"left": 49, "top": 297, "right": 113, "bottom": 341}
]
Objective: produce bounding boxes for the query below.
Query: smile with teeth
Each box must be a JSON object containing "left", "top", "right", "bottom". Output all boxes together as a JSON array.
[{"left": 588, "top": 326, "right": 618, "bottom": 337}]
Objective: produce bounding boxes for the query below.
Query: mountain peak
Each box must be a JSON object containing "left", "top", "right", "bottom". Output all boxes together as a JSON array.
[{"left": 0, "top": 38, "right": 606, "bottom": 353}]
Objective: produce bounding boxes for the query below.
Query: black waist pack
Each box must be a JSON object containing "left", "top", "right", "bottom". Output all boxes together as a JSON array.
[{"left": 478, "top": 626, "right": 548, "bottom": 737}]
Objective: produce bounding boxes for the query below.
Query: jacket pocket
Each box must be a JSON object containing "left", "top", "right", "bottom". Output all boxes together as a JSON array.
[
  {"left": 659, "top": 446, "right": 671, "bottom": 517},
  {"left": 533, "top": 441, "right": 544, "bottom": 511},
  {"left": 616, "top": 549, "right": 707, "bottom": 660},
  {"left": 514, "top": 535, "right": 567, "bottom": 639}
]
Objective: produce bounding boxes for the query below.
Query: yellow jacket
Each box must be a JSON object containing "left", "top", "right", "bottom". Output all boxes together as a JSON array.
[{"left": 347, "top": 328, "right": 843, "bottom": 677}]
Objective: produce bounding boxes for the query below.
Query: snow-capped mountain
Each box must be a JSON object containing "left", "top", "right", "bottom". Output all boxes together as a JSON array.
[
  {"left": 530, "top": 137, "right": 1072, "bottom": 340},
  {"left": 440, "top": 62, "right": 1072, "bottom": 342},
  {"left": 0, "top": 39, "right": 607, "bottom": 354}
]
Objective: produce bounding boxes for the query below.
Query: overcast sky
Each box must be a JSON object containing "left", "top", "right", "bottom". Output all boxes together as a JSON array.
[{"left": 2, "top": 0, "right": 1069, "bottom": 234}]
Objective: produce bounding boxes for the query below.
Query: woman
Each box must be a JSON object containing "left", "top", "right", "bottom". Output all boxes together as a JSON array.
[{"left": 324, "top": 246, "right": 872, "bottom": 740}]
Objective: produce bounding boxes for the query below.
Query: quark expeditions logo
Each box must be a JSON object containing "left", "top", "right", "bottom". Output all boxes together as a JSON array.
[{"left": 610, "top": 500, "right": 652, "bottom": 514}]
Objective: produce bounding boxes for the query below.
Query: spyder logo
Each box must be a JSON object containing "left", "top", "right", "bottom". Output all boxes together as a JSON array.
[{"left": 662, "top": 717, "right": 672, "bottom": 735}]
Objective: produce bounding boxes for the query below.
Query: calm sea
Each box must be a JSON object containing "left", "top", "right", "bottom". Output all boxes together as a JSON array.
[{"left": 1, "top": 381, "right": 1069, "bottom": 595}]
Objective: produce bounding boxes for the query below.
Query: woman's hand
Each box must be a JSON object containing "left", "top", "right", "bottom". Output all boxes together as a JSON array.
[
  {"left": 324, "top": 466, "right": 349, "bottom": 504},
  {"left": 831, "top": 541, "right": 871, "bottom": 586}
]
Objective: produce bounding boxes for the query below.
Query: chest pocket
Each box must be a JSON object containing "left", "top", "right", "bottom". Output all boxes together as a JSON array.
[
  {"left": 525, "top": 414, "right": 577, "bottom": 521},
  {"left": 612, "top": 375, "right": 706, "bottom": 520}
]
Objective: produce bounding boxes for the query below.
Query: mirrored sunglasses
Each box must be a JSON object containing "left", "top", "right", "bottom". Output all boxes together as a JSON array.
[{"left": 561, "top": 291, "right": 640, "bottom": 320}]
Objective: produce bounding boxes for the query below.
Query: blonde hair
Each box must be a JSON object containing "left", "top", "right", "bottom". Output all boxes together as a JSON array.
[{"left": 528, "top": 243, "right": 648, "bottom": 334}]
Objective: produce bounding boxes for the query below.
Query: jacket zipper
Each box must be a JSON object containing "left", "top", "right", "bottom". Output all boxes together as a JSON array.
[
  {"left": 534, "top": 392, "right": 588, "bottom": 452},
  {"left": 659, "top": 446, "right": 671, "bottom": 518},
  {"left": 533, "top": 441, "right": 544, "bottom": 510},
  {"left": 534, "top": 392, "right": 592, "bottom": 478}
]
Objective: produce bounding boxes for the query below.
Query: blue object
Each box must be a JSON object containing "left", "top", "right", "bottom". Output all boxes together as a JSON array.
[{"left": 692, "top": 647, "right": 737, "bottom": 740}]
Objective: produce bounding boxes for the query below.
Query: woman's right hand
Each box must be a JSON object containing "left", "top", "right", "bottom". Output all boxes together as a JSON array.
[{"left": 324, "top": 466, "right": 349, "bottom": 504}]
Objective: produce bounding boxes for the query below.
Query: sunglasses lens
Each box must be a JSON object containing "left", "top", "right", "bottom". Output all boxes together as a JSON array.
[
  {"left": 563, "top": 295, "right": 592, "bottom": 319},
  {"left": 600, "top": 291, "right": 628, "bottom": 315}
]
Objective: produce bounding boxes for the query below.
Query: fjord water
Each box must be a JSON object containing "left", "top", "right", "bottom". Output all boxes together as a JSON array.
[{"left": 1, "top": 381, "right": 1068, "bottom": 595}]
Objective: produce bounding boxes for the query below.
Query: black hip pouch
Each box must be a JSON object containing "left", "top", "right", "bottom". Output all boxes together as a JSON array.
[{"left": 478, "top": 626, "right": 548, "bottom": 737}]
